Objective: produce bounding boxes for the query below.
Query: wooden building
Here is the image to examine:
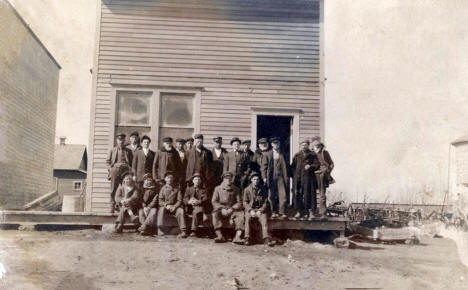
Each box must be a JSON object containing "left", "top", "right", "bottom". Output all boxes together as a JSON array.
[
  {"left": 0, "top": 0, "right": 60, "bottom": 209},
  {"left": 53, "top": 138, "right": 87, "bottom": 198},
  {"left": 87, "top": 0, "right": 324, "bottom": 212},
  {"left": 449, "top": 136, "right": 468, "bottom": 213}
]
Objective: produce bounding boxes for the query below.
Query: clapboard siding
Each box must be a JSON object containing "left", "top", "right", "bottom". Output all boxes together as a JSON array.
[{"left": 88, "top": 0, "right": 322, "bottom": 212}]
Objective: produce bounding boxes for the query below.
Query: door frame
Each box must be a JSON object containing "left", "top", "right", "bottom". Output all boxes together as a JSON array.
[{"left": 250, "top": 107, "right": 302, "bottom": 163}]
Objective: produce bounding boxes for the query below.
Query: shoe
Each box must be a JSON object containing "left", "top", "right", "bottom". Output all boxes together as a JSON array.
[
  {"left": 308, "top": 214, "right": 316, "bottom": 221},
  {"left": 113, "top": 226, "right": 123, "bottom": 234},
  {"left": 214, "top": 230, "right": 226, "bottom": 243},
  {"left": 271, "top": 213, "right": 278, "bottom": 219},
  {"left": 137, "top": 225, "right": 146, "bottom": 233},
  {"left": 189, "top": 232, "right": 197, "bottom": 237},
  {"left": 157, "top": 229, "right": 165, "bottom": 236},
  {"left": 294, "top": 212, "right": 301, "bottom": 219},
  {"left": 264, "top": 237, "right": 275, "bottom": 247},
  {"left": 278, "top": 214, "right": 288, "bottom": 220},
  {"left": 177, "top": 232, "right": 188, "bottom": 239},
  {"left": 232, "top": 237, "right": 245, "bottom": 245},
  {"left": 244, "top": 238, "right": 251, "bottom": 246}
]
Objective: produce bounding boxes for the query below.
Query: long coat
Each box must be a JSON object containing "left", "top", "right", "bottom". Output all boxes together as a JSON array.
[
  {"left": 261, "top": 150, "right": 289, "bottom": 187},
  {"left": 152, "top": 147, "right": 182, "bottom": 185},
  {"left": 315, "top": 150, "right": 335, "bottom": 187},
  {"left": 106, "top": 146, "right": 133, "bottom": 169},
  {"left": 158, "top": 184, "right": 183, "bottom": 208},
  {"left": 184, "top": 186, "right": 209, "bottom": 213},
  {"left": 210, "top": 147, "right": 227, "bottom": 187},
  {"left": 291, "top": 149, "right": 319, "bottom": 190},
  {"left": 114, "top": 185, "right": 140, "bottom": 211},
  {"left": 243, "top": 184, "right": 269, "bottom": 213},
  {"left": 185, "top": 147, "right": 213, "bottom": 184},
  {"left": 211, "top": 183, "right": 242, "bottom": 211},
  {"left": 132, "top": 148, "right": 155, "bottom": 182}
]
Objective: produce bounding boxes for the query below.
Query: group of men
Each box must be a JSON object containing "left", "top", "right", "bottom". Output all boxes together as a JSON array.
[{"left": 106, "top": 132, "right": 334, "bottom": 246}]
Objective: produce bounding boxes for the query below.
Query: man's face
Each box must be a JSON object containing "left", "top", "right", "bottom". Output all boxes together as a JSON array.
[
  {"left": 176, "top": 142, "right": 184, "bottom": 150},
  {"left": 272, "top": 142, "right": 280, "bottom": 150},
  {"left": 194, "top": 138, "right": 203, "bottom": 148},
  {"left": 163, "top": 142, "right": 172, "bottom": 150},
  {"left": 232, "top": 141, "right": 240, "bottom": 151},
  {"left": 116, "top": 138, "right": 125, "bottom": 147},
  {"left": 259, "top": 143, "right": 268, "bottom": 151},
  {"left": 123, "top": 175, "right": 133, "bottom": 186},
  {"left": 214, "top": 142, "right": 222, "bottom": 149},
  {"left": 193, "top": 177, "right": 201, "bottom": 187},
  {"left": 130, "top": 136, "right": 138, "bottom": 145},
  {"left": 251, "top": 176, "right": 260, "bottom": 187},
  {"left": 186, "top": 141, "right": 193, "bottom": 148},
  {"left": 223, "top": 176, "right": 232, "bottom": 186},
  {"left": 300, "top": 142, "right": 309, "bottom": 152},
  {"left": 142, "top": 139, "right": 150, "bottom": 149},
  {"left": 165, "top": 175, "right": 174, "bottom": 185},
  {"left": 242, "top": 143, "right": 250, "bottom": 151}
]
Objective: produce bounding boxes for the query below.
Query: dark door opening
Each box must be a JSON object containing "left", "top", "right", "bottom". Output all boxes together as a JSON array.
[{"left": 257, "top": 115, "right": 292, "bottom": 163}]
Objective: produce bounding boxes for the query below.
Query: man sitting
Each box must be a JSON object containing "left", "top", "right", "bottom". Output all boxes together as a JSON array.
[
  {"left": 211, "top": 172, "right": 244, "bottom": 244},
  {"left": 138, "top": 174, "right": 158, "bottom": 235},
  {"left": 157, "top": 171, "right": 188, "bottom": 238},
  {"left": 114, "top": 172, "right": 140, "bottom": 233},
  {"left": 243, "top": 172, "right": 275, "bottom": 246},
  {"left": 184, "top": 173, "right": 209, "bottom": 237}
]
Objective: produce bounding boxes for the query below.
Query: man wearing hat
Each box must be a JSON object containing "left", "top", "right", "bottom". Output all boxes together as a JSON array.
[
  {"left": 106, "top": 133, "right": 133, "bottom": 213},
  {"left": 126, "top": 131, "right": 141, "bottom": 154},
  {"left": 211, "top": 171, "right": 245, "bottom": 244},
  {"left": 210, "top": 136, "right": 227, "bottom": 188},
  {"left": 175, "top": 138, "right": 189, "bottom": 193},
  {"left": 185, "top": 137, "right": 194, "bottom": 152},
  {"left": 253, "top": 138, "right": 270, "bottom": 175},
  {"left": 157, "top": 171, "right": 188, "bottom": 238},
  {"left": 185, "top": 134, "right": 214, "bottom": 192},
  {"left": 113, "top": 172, "right": 141, "bottom": 233},
  {"left": 311, "top": 137, "right": 335, "bottom": 219},
  {"left": 132, "top": 135, "right": 155, "bottom": 190},
  {"left": 243, "top": 172, "right": 275, "bottom": 246},
  {"left": 261, "top": 137, "right": 290, "bottom": 219},
  {"left": 223, "top": 137, "right": 250, "bottom": 189},
  {"left": 138, "top": 174, "right": 159, "bottom": 235},
  {"left": 184, "top": 173, "right": 209, "bottom": 237},
  {"left": 240, "top": 139, "right": 255, "bottom": 189},
  {"left": 291, "top": 139, "right": 320, "bottom": 220},
  {"left": 153, "top": 137, "right": 183, "bottom": 187}
]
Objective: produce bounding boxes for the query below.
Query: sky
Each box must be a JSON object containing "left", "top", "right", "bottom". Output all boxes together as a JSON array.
[{"left": 9, "top": 0, "right": 468, "bottom": 202}]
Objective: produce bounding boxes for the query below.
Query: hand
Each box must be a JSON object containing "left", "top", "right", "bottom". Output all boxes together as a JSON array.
[
  {"left": 226, "top": 208, "right": 234, "bottom": 215},
  {"left": 249, "top": 210, "right": 256, "bottom": 217},
  {"left": 304, "top": 165, "right": 311, "bottom": 170},
  {"left": 263, "top": 178, "right": 267, "bottom": 183},
  {"left": 143, "top": 207, "right": 149, "bottom": 216},
  {"left": 166, "top": 205, "right": 172, "bottom": 211}
]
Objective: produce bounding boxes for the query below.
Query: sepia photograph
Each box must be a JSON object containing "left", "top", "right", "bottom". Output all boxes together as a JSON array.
[{"left": 0, "top": 0, "right": 467, "bottom": 289}]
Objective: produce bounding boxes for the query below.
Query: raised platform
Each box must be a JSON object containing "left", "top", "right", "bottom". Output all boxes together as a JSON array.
[{"left": 0, "top": 210, "right": 348, "bottom": 234}]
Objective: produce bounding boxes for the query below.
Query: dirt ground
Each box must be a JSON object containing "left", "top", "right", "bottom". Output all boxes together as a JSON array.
[{"left": 0, "top": 228, "right": 466, "bottom": 290}]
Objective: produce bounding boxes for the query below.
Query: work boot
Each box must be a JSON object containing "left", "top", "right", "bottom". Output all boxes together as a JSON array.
[
  {"left": 157, "top": 228, "right": 165, "bottom": 236},
  {"left": 189, "top": 231, "right": 197, "bottom": 237},
  {"left": 244, "top": 237, "right": 251, "bottom": 246},
  {"left": 264, "top": 237, "right": 275, "bottom": 247},
  {"left": 177, "top": 232, "right": 188, "bottom": 239},
  {"left": 214, "top": 230, "right": 226, "bottom": 243},
  {"left": 278, "top": 214, "right": 288, "bottom": 220},
  {"left": 232, "top": 230, "right": 244, "bottom": 245},
  {"left": 292, "top": 212, "right": 301, "bottom": 220},
  {"left": 113, "top": 223, "right": 123, "bottom": 234},
  {"left": 271, "top": 212, "right": 278, "bottom": 219},
  {"left": 137, "top": 225, "right": 146, "bottom": 233}
]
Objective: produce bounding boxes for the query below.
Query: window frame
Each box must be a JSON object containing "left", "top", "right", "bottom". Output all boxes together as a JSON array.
[
  {"left": 111, "top": 86, "right": 201, "bottom": 150},
  {"left": 73, "top": 181, "right": 83, "bottom": 191}
]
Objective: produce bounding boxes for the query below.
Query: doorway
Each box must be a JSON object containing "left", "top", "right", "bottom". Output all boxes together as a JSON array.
[{"left": 256, "top": 115, "right": 292, "bottom": 163}]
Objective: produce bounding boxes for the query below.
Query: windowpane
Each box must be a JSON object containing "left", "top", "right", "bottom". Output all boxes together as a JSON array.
[
  {"left": 117, "top": 91, "right": 151, "bottom": 125},
  {"left": 159, "top": 127, "right": 194, "bottom": 146},
  {"left": 74, "top": 182, "right": 82, "bottom": 190},
  {"left": 115, "top": 126, "right": 151, "bottom": 144},
  {"left": 161, "top": 93, "right": 194, "bottom": 127}
]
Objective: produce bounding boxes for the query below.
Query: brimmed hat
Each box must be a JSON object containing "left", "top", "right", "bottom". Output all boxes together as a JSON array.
[
  {"left": 186, "top": 137, "right": 194, "bottom": 143},
  {"left": 116, "top": 133, "right": 126, "bottom": 140},
  {"left": 141, "top": 135, "right": 151, "bottom": 143},
  {"left": 120, "top": 171, "right": 133, "bottom": 180},
  {"left": 249, "top": 171, "right": 261, "bottom": 180},
  {"left": 162, "top": 137, "right": 173, "bottom": 143},
  {"left": 242, "top": 139, "right": 251, "bottom": 145},
  {"left": 258, "top": 138, "right": 268, "bottom": 144},
  {"left": 194, "top": 134, "right": 204, "bottom": 140},
  {"left": 130, "top": 131, "right": 139, "bottom": 138},
  {"left": 221, "top": 171, "right": 234, "bottom": 179},
  {"left": 230, "top": 137, "right": 241, "bottom": 145},
  {"left": 300, "top": 139, "right": 310, "bottom": 145},
  {"left": 176, "top": 138, "right": 186, "bottom": 143},
  {"left": 213, "top": 137, "right": 222, "bottom": 143},
  {"left": 269, "top": 137, "right": 281, "bottom": 143}
]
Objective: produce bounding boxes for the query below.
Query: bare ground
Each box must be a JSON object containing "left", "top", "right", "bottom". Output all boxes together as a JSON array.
[{"left": 0, "top": 229, "right": 466, "bottom": 290}]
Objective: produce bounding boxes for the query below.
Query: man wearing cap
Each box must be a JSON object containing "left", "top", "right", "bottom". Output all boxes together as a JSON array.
[
  {"left": 210, "top": 137, "right": 227, "bottom": 188},
  {"left": 311, "top": 137, "right": 335, "bottom": 219},
  {"left": 253, "top": 138, "right": 270, "bottom": 175},
  {"left": 114, "top": 172, "right": 141, "bottom": 233},
  {"left": 157, "top": 172, "right": 188, "bottom": 238},
  {"left": 240, "top": 140, "right": 255, "bottom": 189},
  {"left": 126, "top": 131, "right": 141, "bottom": 154},
  {"left": 185, "top": 137, "right": 194, "bottom": 152},
  {"left": 138, "top": 174, "right": 159, "bottom": 235},
  {"left": 223, "top": 137, "right": 249, "bottom": 188},
  {"left": 153, "top": 137, "right": 182, "bottom": 188},
  {"left": 243, "top": 172, "right": 275, "bottom": 246},
  {"left": 185, "top": 134, "right": 214, "bottom": 192},
  {"left": 175, "top": 138, "right": 189, "bottom": 193},
  {"left": 291, "top": 140, "right": 320, "bottom": 220},
  {"left": 132, "top": 135, "right": 155, "bottom": 190},
  {"left": 211, "top": 171, "right": 245, "bottom": 244},
  {"left": 261, "top": 137, "right": 290, "bottom": 219},
  {"left": 106, "top": 133, "right": 133, "bottom": 213},
  {"left": 184, "top": 173, "right": 209, "bottom": 237}
]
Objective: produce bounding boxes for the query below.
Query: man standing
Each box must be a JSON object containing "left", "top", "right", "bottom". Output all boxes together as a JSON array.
[
  {"left": 185, "top": 137, "right": 194, "bottom": 152},
  {"left": 132, "top": 135, "right": 155, "bottom": 189},
  {"left": 185, "top": 134, "right": 213, "bottom": 190},
  {"left": 291, "top": 140, "right": 319, "bottom": 220},
  {"left": 211, "top": 172, "right": 244, "bottom": 244},
  {"left": 240, "top": 140, "right": 254, "bottom": 189},
  {"left": 262, "top": 137, "right": 289, "bottom": 219},
  {"left": 243, "top": 172, "right": 275, "bottom": 246},
  {"left": 126, "top": 131, "right": 140, "bottom": 154},
  {"left": 106, "top": 133, "right": 133, "bottom": 213},
  {"left": 210, "top": 136, "right": 227, "bottom": 188},
  {"left": 223, "top": 137, "right": 247, "bottom": 188},
  {"left": 311, "top": 137, "right": 335, "bottom": 219},
  {"left": 175, "top": 138, "right": 189, "bottom": 193},
  {"left": 253, "top": 138, "right": 270, "bottom": 175},
  {"left": 153, "top": 137, "right": 182, "bottom": 188}
]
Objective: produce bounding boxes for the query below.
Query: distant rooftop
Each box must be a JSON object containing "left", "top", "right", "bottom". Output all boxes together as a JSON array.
[
  {"left": 54, "top": 144, "right": 87, "bottom": 172},
  {"left": 451, "top": 135, "right": 468, "bottom": 145}
]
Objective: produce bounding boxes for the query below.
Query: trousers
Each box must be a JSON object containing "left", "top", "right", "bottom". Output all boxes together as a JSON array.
[
  {"left": 212, "top": 210, "right": 244, "bottom": 231},
  {"left": 157, "top": 207, "right": 186, "bottom": 231},
  {"left": 270, "top": 177, "right": 287, "bottom": 215},
  {"left": 244, "top": 211, "right": 270, "bottom": 239}
]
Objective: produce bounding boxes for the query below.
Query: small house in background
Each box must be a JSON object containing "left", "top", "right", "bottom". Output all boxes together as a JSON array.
[
  {"left": 53, "top": 137, "right": 87, "bottom": 198},
  {"left": 449, "top": 136, "right": 468, "bottom": 213}
]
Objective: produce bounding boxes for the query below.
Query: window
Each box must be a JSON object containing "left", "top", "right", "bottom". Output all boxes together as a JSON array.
[
  {"left": 115, "top": 91, "right": 152, "bottom": 143},
  {"left": 159, "top": 93, "right": 195, "bottom": 145},
  {"left": 73, "top": 181, "right": 83, "bottom": 191}
]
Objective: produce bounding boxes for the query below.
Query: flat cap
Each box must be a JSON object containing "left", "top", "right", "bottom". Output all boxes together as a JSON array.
[
  {"left": 221, "top": 171, "right": 234, "bottom": 179},
  {"left": 164, "top": 171, "right": 174, "bottom": 178},
  {"left": 130, "top": 131, "right": 139, "bottom": 137},
  {"left": 213, "top": 137, "right": 222, "bottom": 143},
  {"left": 230, "top": 137, "right": 241, "bottom": 145},
  {"left": 185, "top": 137, "right": 194, "bottom": 143},
  {"left": 269, "top": 137, "right": 281, "bottom": 143},
  {"left": 176, "top": 138, "right": 186, "bottom": 143},
  {"left": 162, "top": 137, "right": 173, "bottom": 143},
  {"left": 242, "top": 139, "right": 251, "bottom": 145},
  {"left": 258, "top": 138, "right": 268, "bottom": 144},
  {"left": 191, "top": 173, "right": 202, "bottom": 180},
  {"left": 311, "top": 136, "right": 321, "bottom": 142},
  {"left": 194, "top": 133, "right": 204, "bottom": 140},
  {"left": 116, "top": 133, "right": 126, "bottom": 139},
  {"left": 249, "top": 171, "right": 261, "bottom": 180},
  {"left": 300, "top": 139, "right": 310, "bottom": 145},
  {"left": 141, "top": 135, "right": 151, "bottom": 143}
]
